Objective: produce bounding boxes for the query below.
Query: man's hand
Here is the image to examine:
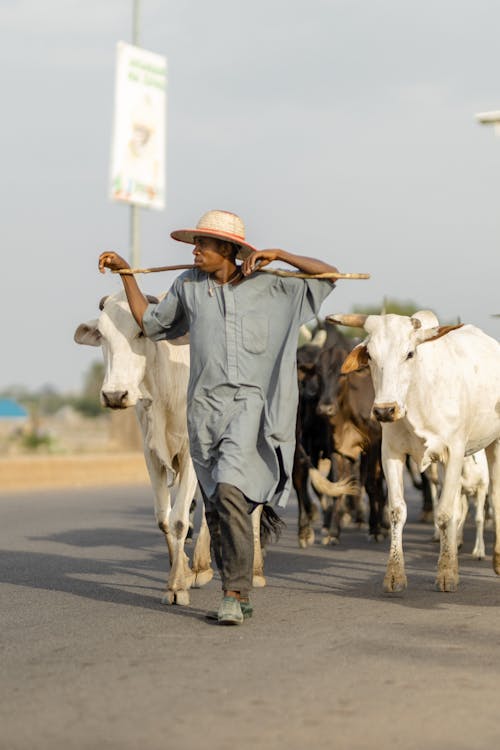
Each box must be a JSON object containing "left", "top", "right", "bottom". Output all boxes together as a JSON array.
[
  {"left": 241, "top": 249, "right": 281, "bottom": 276},
  {"left": 99, "top": 251, "right": 130, "bottom": 274},
  {"left": 242, "top": 248, "right": 339, "bottom": 279}
]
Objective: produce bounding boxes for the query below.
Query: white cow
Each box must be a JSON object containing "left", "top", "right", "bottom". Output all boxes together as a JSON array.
[
  {"left": 328, "top": 311, "right": 500, "bottom": 592},
  {"left": 74, "top": 291, "right": 213, "bottom": 605},
  {"left": 426, "top": 452, "right": 490, "bottom": 561},
  {"left": 459, "top": 450, "right": 490, "bottom": 560}
]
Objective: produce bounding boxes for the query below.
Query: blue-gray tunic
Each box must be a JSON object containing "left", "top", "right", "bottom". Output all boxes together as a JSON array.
[{"left": 142, "top": 269, "right": 334, "bottom": 507}]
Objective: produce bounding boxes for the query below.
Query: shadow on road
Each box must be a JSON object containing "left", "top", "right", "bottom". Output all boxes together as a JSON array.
[{"left": 2, "top": 496, "right": 499, "bottom": 620}]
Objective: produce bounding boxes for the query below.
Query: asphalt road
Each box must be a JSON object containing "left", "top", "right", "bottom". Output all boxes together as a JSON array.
[{"left": 1, "top": 481, "right": 500, "bottom": 750}]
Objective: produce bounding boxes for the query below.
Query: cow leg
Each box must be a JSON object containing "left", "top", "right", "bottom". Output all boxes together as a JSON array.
[
  {"left": 162, "top": 451, "right": 199, "bottom": 605},
  {"left": 418, "top": 470, "right": 434, "bottom": 523},
  {"left": 191, "top": 505, "right": 214, "bottom": 588},
  {"left": 252, "top": 505, "right": 266, "bottom": 587},
  {"left": 456, "top": 492, "right": 468, "bottom": 550},
  {"left": 293, "top": 450, "right": 315, "bottom": 548},
  {"left": 381, "top": 448, "right": 407, "bottom": 592},
  {"left": 365, "top": 449, "right": 387, "bottom": 542},
  {"left": 485, "top": 438, "right": 500, "bottom": 574},
  {"left": 429, "top": 464, "right": 441, "bottom": 542},
  {"left": 322, "top": 454, "right": 352, "bottom": 545},
  {"left": 472, "top": 484, "right": 487, "bottom": 560},
  {"left": 435, "top": 451, "right": 464, "bottom": 592},
  {"left": 322, "top": 498, "right": 340, "bottom": 545},
  {"left": 142, "top": 447, "right": 174, "bottom": 560}
]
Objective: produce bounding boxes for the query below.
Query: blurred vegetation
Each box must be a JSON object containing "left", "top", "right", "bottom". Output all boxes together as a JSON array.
[
  {"left": 71, "top": 361, "right": 106, "bottom": 417},
  {"left": 352, "top": 298, "right": 422, "bottom": 317},
  {"left": 0, "top": 361, "right": 105, "bottom": 418}
]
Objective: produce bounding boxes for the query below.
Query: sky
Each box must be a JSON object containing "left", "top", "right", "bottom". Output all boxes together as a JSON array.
[{"left": 2, "top": 0, "right": 500, "bottom": 392}]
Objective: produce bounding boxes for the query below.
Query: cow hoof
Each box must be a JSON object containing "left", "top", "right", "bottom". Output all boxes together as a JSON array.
[
  {"left": 434, "top": 575, "right": 458, "bottom": 593},
  {"left": 253, "top": 574, "right": 266, "bottom": 588},
  {"left": 175, "top": 590, "right": 190, "bottom": 606},
  {"left": 493, "top": 552, "right": 500, "bottom": 575},
  {"left": 161, "top": 589, "right": 191, "bottom": 605},
  {"left": 322, "top": 534, "right": 339, "bottom": 546},
  {"left": 472, "top": 552, "right": 484, "bottom": 561},
  {"left": 383, "top": 575, "right": 407, "bottom": 593},
  {"left": 161, "top": 590, "right": 176, "bottom": 605},
  {"left": 298, "top": 528, "right": 315, "bottom": 548},
  {"left": 192, "top": 568, "right": 214, "bottom": 588}
]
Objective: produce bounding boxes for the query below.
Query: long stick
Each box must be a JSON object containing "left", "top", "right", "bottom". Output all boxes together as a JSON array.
[
  {"left": 113, "top": 264, "right": 194, "bottom": 275},
  {"left": 259, "top": 269, "right": 370, "bottom": 280},
  {"left": 113, "top": 264, "right": 370, "bottom": 280}
]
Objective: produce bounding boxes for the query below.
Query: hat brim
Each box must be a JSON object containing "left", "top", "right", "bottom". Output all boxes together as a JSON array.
[{"left": 170, "top": 228, "right": 257, "bottom": 261}]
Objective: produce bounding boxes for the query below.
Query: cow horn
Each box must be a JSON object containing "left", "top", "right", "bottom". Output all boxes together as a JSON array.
[
  {"left": 326, "top": 314, "right": 368, "bottom": 328},
  {"left": 310, "top": 329, "right": 327, "bottom": 347},
  {"left": 99, "top": 296, "right": 109, "bottom": 311},
  {"left": 298, "top": 324, "right": 312, "bottom": 342}
]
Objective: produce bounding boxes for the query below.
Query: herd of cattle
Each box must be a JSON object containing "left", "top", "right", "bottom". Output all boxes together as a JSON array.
[{"left": 74, "top": 291, "right": 500, "bottom": 602}]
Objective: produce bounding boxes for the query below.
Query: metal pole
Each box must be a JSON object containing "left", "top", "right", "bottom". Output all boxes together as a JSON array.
[
  {"left": 132, "top": 0, "right": 141, "bottom": 45},
  {"left": 130, "top": 0, "right": 141, "bottom": 267}
]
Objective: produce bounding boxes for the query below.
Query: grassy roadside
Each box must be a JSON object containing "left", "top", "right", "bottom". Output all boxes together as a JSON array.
[{"left": 0, "top": 453, "right": 149, "bottom": 493}]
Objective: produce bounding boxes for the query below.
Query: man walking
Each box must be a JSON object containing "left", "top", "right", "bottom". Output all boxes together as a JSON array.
[{"left": 99, "top": 210, "right": 337, "bottom": 625}]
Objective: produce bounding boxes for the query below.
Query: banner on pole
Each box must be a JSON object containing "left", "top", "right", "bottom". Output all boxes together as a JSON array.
[{"left": 110, "top": 42, "right": 167, "bottom": 210}]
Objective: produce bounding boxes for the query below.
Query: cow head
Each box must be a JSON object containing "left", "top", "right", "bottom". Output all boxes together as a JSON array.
[
  {"left": 74, "top": 291, "right": 159, "bottom": 409},
  {"left": 326, "top": 311, "right": 455, "bottom": 423}
]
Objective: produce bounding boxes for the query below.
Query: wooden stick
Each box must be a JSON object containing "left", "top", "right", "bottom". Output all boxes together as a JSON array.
[
  {"left": 258, "top": 269, "right": 370, "bottom": 280},
  {"left": 113, "top": 264, "right": 194, "bottom": 275},
  {"left": 113, "top": 264, "right": 370, "bottom": 280}
]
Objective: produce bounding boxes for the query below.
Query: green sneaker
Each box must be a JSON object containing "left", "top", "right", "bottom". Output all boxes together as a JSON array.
[
  {"left": 239, "top": 600, "right": 253, "bottom": 618},
  {"left": 212, "top": 596, "right": 243, "bottom": 625},
  {"left": 205, "top": 599, "right": 253, "bottom": 622}
]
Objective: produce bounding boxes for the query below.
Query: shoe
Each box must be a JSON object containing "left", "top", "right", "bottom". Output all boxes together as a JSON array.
[
  {"left": 205, "top": 599, "right": 253, "bottom": 621},
  {"left": 239, "top": 600, "right": 253, "bottom": 618},
  {"left": 217, "top": 596, "right": 244, "bottom": 625}
]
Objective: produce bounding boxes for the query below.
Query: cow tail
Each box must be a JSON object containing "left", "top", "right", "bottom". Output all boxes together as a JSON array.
[{"left": 260, "top": 505, "right": 286, "bottom": 547}]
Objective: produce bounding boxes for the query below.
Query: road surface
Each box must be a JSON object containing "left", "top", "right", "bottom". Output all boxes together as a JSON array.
[{"left": 1, "top": 481, "right": 499, "bottom": 750}]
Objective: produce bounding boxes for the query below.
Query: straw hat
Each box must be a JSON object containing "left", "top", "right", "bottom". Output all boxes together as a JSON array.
[{"left": 170, "top": 210, "right": 257, "bottom": 260}]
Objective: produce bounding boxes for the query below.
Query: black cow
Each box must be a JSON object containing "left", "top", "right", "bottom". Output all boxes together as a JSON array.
[{"left": 293, "top": 322, "right": 352, "bottom": 547}]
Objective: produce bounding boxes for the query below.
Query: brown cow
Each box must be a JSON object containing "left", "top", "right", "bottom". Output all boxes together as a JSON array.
[{"left": 314, "top": 366, "right": 388, "bottom": 542}]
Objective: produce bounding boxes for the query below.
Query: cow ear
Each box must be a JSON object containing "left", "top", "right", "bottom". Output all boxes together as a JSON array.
[
  {"left": 418, "top": 323, "right": 464, "bottom": 345},
  {"left": 74, "top": 321, "right": 102, "bottom": 347},
  {"left": 341, "top": 344, "right": 369, "bottom": 374},
  {"left": 146, "top": 295, "right": 159, "bottom": 305}
]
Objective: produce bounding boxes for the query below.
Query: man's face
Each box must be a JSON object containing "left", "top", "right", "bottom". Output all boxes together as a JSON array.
[{"left": 192, "top": 236, "right": 233, "bottom": 272}]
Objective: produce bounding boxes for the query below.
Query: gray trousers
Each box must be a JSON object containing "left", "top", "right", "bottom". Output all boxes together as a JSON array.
[{"left": 202, "top": 482, "right": 255, "bottom": 598}]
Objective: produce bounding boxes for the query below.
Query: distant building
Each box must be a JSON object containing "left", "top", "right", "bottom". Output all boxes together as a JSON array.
[
  {"left": 0, "top": 399, "right": 29, "bottom": 449},
  {"left": 0, "top": 398, "right": 29, "bottom": 421}
]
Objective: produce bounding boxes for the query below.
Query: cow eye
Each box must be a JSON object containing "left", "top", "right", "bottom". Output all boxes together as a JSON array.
[
  {"left": 136, "top": 331, "right": 145, "bottom": 339},
  {"left": 406, "top": 350, "right": 415, "bottom": 360}
]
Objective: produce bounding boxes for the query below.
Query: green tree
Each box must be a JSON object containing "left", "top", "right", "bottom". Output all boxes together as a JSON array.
[{"left": 71, "top": 361, "right": 105, "bottom": 417}]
